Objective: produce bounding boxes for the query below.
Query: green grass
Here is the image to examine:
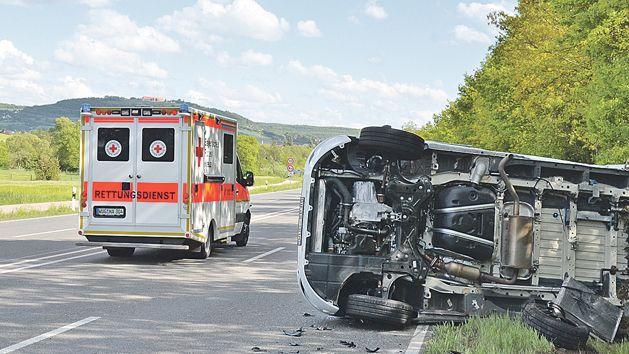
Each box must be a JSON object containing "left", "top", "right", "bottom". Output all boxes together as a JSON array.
[
  {"left": 0, "top": 205, "right": 76, "bottom": 221},
  {"left": 250, "top": 179, "right": 301, "bottom": 195},
  {"left": 0, "top": 168, "right": 79, "bottom": 181},
  {"left": 0, "top": 174, "right": 79, "bottom": 205},
  {"left": 425, "top": 315, "right": 629, "bottom": 354},
  {"left": 425, "top": 314, "right": 553, "bottom": 354},
  {"left": 254, "top": 175, "right": 284, "bottom": 185}
]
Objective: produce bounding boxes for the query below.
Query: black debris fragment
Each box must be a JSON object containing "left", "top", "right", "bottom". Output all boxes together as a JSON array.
[
  {"left": 316, "top": 347, "right": 324, "bottom": 351},
  {"left": 303, "top": 312, "right": 313, "bottom": 317},
  {"left": 315, "top": 326, "right": 332, "bottom": 331},
  {"left": 340, "top": 340, "right": 357, "bottom": 348},
  {"left": 366, "top": 347, "right": 380, "bottom": 353},
  {"left": 251, "top": 346, "right": 267, "bottom": 352},
  {"left": 289, "top": 343, "right": 300, "bottom": 347},
  {"left": 282, "top": 328, "right": 305, "bottom": 337}
]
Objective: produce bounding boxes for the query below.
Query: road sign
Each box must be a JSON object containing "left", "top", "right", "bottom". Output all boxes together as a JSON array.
[
  {"left": 287, "top": 165, "right": 295, "bottom": 173},
  {"left": 287, "top": 157, "right": 295, "bottom": 165}
]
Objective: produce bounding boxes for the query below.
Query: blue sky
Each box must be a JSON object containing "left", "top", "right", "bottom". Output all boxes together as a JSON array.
[{"left": 0, "top": 0, "right": 516, "bottom": 128}]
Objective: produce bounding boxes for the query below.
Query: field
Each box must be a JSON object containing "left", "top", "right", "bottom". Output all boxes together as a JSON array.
[
  {"left": 0, "top": 169, "right": 79, "bottom": 205},
  {"left": 425, "top": 315, "right": 628, "bottom": 354}
]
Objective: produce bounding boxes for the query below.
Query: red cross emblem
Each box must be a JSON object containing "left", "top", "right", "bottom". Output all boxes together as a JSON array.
[
  {"left": 149, "top": 140, "right": 167, "bottom": 158},
  {"left": 104, "top": 140, "right": 122, "bottom": 158}
]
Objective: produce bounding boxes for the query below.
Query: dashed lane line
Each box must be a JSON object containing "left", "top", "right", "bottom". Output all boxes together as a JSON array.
[
  {"left": 0, "top": 250, "right": 104, "bottom": 275},
  {"left": 0, "top": 317, "right": 100, "bottom": 354},
  {"left": 243, "top": 247, "right": 285, "bottom": 263}
]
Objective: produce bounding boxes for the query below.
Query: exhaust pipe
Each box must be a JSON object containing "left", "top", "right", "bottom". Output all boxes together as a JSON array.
[{"left": 498, "top": 154, "right": 533, "bottom": 270}]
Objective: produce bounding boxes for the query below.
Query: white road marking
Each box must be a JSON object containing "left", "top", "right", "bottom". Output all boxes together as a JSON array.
[
  {"left": 10, "top": 228, "right": 75, "bottom": 238},
  {"left": 0, "top": 213, "right": 76, "bottom": 224},
  {"left": 0, "top": 251, "right": 104, "bottom": 275},
  {"left": 406, "top": 325, "right": 431, "bottom": 354},
  {"left": 243, "top": 247, "right": 285, "bottom": 263},
  {"left": 251, "top": 208, "right": 298, "bottom": 222},
  {"left": 0, "top": 248, "right": 95, "bottom": 269},
  {"left": 0, "top": 316, "right": 100, "bottom": 354},
  {"left": 0, "top": 246, "right": 79, "bottom": 263}
]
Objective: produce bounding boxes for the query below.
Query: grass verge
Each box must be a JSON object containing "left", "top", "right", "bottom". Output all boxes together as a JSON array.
[
  {"left": 425, "top": 314, "right": 628, "bottom": 354},
  {"left": 425, "top": 314, "right": 552, "bottom": 354},
  {"left": 250, "top": 180, "right": 301, "bottom": 194},
  {"left": 0, "top": 205, "right": 77, "bottom": 221}
]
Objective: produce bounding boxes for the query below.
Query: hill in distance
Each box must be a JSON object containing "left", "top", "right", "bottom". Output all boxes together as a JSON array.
[{"left": 0, "top": 96, "right": 358, "bottom": 145}]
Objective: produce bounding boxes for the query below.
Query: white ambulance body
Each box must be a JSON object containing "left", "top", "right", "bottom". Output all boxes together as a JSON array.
[{"left": 76, "top": 104, "right": 254, "bottom": 258}]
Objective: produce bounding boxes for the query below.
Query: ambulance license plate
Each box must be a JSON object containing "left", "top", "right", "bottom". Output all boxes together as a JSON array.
[{"left": 94, "top": 206, "right": 125, "bottom": 218}]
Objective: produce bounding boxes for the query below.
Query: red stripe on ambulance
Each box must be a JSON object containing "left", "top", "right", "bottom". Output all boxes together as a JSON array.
[{"left": 91, "top": 181, "right": 178, "bottom": 203}]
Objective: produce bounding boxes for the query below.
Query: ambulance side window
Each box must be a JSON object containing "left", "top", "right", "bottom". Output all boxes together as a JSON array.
[
  {"left": 142, "top": 128, "right": 174, "bottom": 162},
  {"left": 97, "top": 128, "right": 129, "bottom": 161},
  {"left": 223, "top": 133, "right": 234, "bottom": 164}
]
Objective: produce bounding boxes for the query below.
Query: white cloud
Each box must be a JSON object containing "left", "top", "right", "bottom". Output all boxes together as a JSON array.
[
  {"left": 158, "top": 0, "right": 290, "bottom": 53},
  {"left": 457, "top": 1, "right": 515, "bottom": 21},
  {"left": 288, "top": 59, "right": 448, "bottom": 128},
  {"left": 347, "top": 15, "right": 360, "bottom": 24},
  {"left": 51, "top": 76, "right": 94, "bottom": 98},
  {"left": 184, "top": 79, "right": 283, "bottom": 118},
  {"left": 453, "top": 25, "right": 491, "bottom": 44},
  {"left": 55, "top": 9, "right": 177, "bottom": 78},
  {"left": 364, "top": 0, "right": 388, "bottom": 20},
  {"left": 240, "top": 49, "right": 273, "bottom": 66},
  {"left": 0, "top": 40, "right": 45, "bottom": 104},
  {"left": 297, "top": 20, "right": 322, "bottom": 38},
  {"left": 368, "top": 57, "right": 382, "bottom": 64}
]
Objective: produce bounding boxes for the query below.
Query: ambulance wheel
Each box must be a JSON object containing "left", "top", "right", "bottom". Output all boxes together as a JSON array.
[
  {"left": 235, "top": 220, "right": 250, "bottom": 247},
  {"left": 106, "top": 247, "right": 135, "bottom": 257},
  {"left": 192, "top": 229, "right": 212, "bottom": 259}
]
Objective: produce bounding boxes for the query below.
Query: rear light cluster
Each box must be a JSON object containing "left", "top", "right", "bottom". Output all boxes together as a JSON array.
[
  {"left": 81, "top": 189, "right": 87, "bottom": 209},
  {"left": 93, "top": 108, "right": 179, "bottom": 116}
]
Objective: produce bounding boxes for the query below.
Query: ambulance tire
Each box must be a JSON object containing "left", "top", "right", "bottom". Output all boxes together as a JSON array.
[
  {"left": 358, "top": 125, "right": 425, "bottom": 161},
  {"left": 191, "top": 227, "right": 213, "bottom": 259},
  {"left": 105, "top": 247, "right": 135, "bottom": 257},
  {"left": 235, "top": 217, "right": 250, "bottom": 247}
]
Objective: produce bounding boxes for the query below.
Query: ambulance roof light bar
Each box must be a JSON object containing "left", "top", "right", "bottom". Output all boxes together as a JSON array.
[
  {"left": 180, "top": 103, "right": 189, "bottom": 113},
  {"left": 81, "top": 103, "right": 91, "bottom": 113}
]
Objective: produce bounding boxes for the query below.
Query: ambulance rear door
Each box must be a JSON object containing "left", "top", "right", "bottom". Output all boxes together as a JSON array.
[
  {"left": 88, "top": 117, "right": 136, "bottom": 226},
  {"left": 134, "top": 117, "right": 181, "bottom": 226}
]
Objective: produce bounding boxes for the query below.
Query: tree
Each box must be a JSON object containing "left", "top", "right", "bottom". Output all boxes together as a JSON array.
[
  {"left": 6, "top": 133, "right": 41, "bottom": 169},
  {"left": 409, "top": 0, "right": 628, "bottom": 164},
  {"left": 52, "top": 117, "right": 80, "bottom": 171},
  {"left": 33, "top": 138, "right": 61, "bottom": 180},
  {"left": 0, "top": 141, "right": 8, "bottom": 168},
  {"left": 237, "top": 135, "right": 260, "bottom": 174}
]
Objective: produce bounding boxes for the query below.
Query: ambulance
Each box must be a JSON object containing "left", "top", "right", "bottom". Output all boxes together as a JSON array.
[{"left": 75, "top": 104, "right": 254, "bottom": 258}]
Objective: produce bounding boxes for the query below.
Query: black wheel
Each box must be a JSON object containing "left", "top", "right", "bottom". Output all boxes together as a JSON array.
[
  {"left": 191, "top": 228, "right": 212, "bottom": 259},
  {"left": 235, "top": 220, "right": 250, "bottom": 247},
  {"left": 358, "top": 125, "right": 425, "bottom": 160},
  {"left": 522, "top": 302, "right": 589, "bottom": 350},
  {"left": 345, "top": 294, "right": 414, "bottom": 326},
  {"left": 105, "top": 247, "right": 135, "bottom": 257}
]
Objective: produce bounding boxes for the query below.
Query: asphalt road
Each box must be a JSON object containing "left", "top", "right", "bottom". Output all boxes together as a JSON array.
[{"left": 0, "top": 189, "right": 425, "bottom": 353}]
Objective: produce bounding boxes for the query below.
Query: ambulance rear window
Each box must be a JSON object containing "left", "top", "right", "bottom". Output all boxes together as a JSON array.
[
  {"left": 142, "top": 128, "right": 174, "bottom": 162},
  {"left": 97, "top": 128, "right": 129, "bottom": 161},
  {"left": 223, "top": 133, "right": 234, "bottom": 164}
]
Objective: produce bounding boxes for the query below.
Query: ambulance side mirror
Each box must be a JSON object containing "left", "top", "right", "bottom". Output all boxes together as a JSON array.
[{"left": 244, "top": 171, "right": 254, "bottom": 187}]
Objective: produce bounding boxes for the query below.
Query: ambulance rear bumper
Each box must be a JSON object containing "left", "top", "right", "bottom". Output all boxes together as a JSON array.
[{"left": 76, "top": 242, "right": 191, "bottom": 250}]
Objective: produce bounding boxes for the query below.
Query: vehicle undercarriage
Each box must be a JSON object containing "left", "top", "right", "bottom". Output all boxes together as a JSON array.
[{"left": 297, "top": 126, "right": 629, "bottom": 348}]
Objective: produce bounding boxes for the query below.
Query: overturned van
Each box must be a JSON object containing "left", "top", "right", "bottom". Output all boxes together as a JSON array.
[{"left": 297, "top": 126, "right": 628, "bottom": 348}]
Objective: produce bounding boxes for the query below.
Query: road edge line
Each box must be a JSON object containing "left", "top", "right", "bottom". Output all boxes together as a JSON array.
[{"left": 406, "top": 324, "right": 431, "bottom": 353}]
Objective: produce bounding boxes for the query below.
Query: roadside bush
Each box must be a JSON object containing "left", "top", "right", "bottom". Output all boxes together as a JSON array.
[
  {"left": 34, "top": 154, "right": 61, "bottom": 180},
  {"left": 0, "top": 141, "right": 8, "bottom": 168}
]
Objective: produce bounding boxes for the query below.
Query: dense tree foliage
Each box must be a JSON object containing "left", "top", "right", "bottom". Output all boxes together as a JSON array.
[
  {"left": 52, "top": 117, "right": 80, "bottom": 171},
  {"left": 409, "top": 0, "right": 627, "bottom": 164}
]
